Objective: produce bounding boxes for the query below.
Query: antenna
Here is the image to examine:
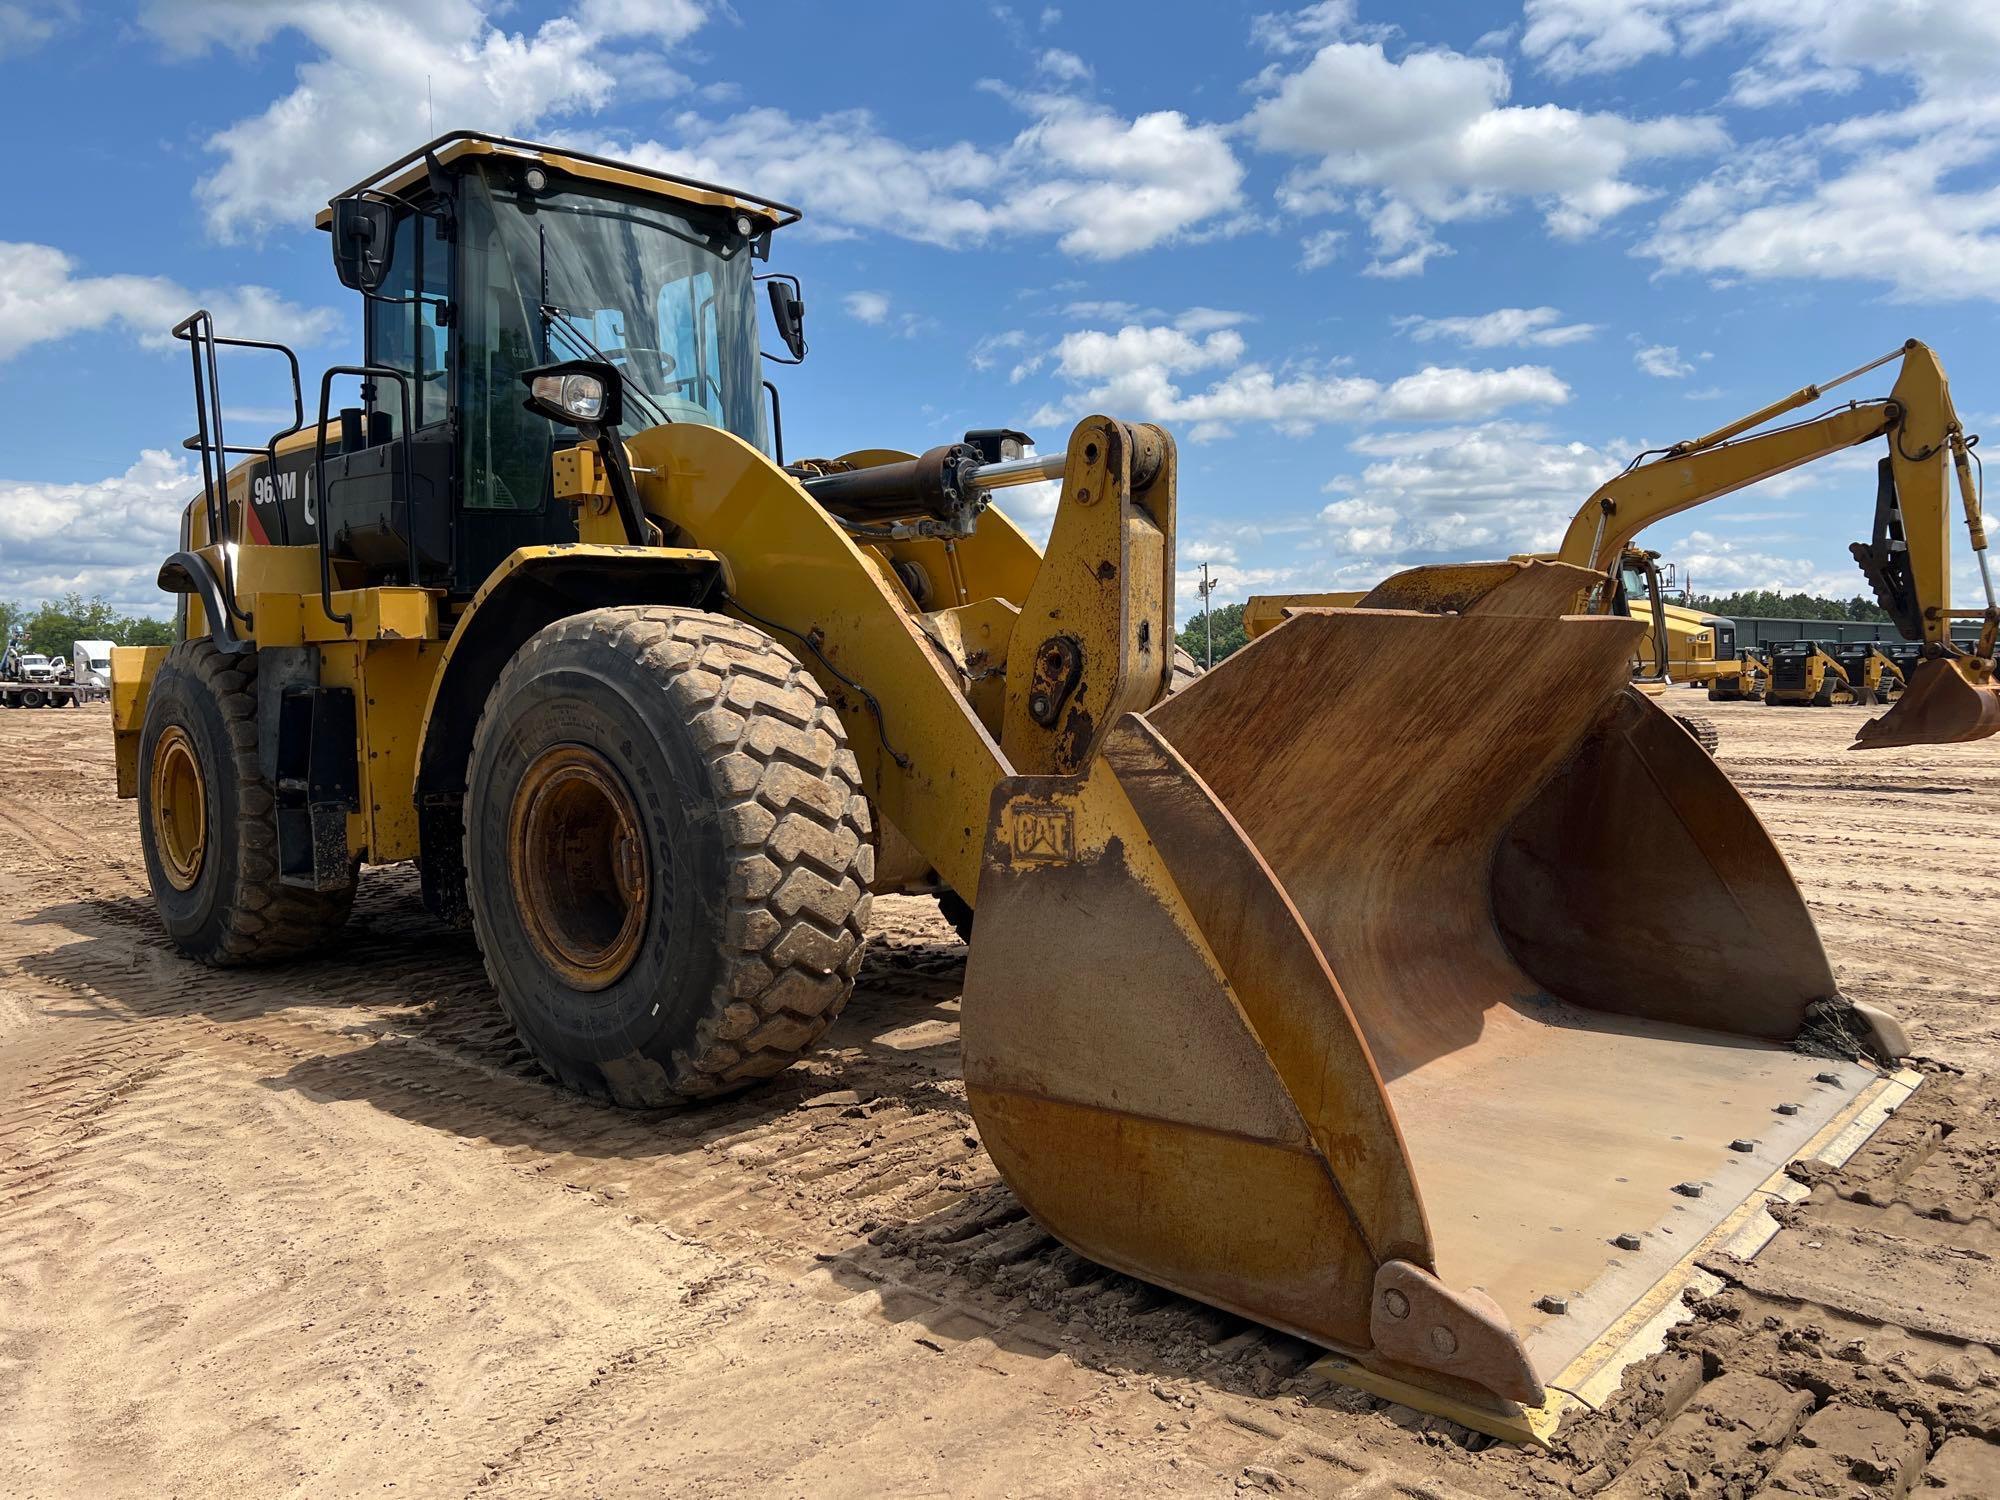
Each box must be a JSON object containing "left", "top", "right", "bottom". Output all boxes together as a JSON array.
[
  {"left": 1198, "top": 562, "right": 1218, "bottom": 668},
  {"left": 427, "top": 76, "right": 435, "bottom": 134}
]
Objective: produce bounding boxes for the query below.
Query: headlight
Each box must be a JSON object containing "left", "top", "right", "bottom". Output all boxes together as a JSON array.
[{"left": 531, "top": 371, "right": 606, "bottom": 423}]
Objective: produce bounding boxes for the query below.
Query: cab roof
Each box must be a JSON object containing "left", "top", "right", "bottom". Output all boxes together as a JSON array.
[{"left": 312, "top": 132, "right": 800, "bottom": 233}]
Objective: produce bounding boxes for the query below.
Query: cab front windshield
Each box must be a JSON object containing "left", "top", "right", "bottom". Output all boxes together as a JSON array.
[{"left": 463, "top": 165, "right": 766, "bottom": 509}]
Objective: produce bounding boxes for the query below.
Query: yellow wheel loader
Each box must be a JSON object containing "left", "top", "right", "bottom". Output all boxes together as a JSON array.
[{"left": 113, "top": 135, "right": 1958, "bottom": 1441}]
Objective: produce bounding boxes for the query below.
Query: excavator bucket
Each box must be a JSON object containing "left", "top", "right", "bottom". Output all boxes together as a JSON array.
[
  {"left": 1853, "top": 654, "right": 2000, "bottom": 749},
  {"left": 961, "top": 561, "right": 1912, "bottom": 1439}
]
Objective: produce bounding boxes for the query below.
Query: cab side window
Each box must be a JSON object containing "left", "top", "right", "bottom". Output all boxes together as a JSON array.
[{"left": 363, "top": 212, "right": 452, "bottom": 432}]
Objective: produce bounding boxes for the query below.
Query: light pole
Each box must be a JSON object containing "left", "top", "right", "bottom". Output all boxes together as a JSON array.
[{"left": 1197, "top": 562, "right": 1218, "bottom": 668}]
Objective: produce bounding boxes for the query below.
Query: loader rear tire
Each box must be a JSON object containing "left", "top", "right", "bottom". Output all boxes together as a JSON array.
[
  {"left": 137, "top": 640, "right": 356, "bottom": 964},
  {"left": 465, "top": 607, "right": 874, "bottom": 1108}
]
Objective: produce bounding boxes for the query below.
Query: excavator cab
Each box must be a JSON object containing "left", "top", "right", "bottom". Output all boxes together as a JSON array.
[{"left": 1614, "top": 549, "right": 1673, "bottom": 681}]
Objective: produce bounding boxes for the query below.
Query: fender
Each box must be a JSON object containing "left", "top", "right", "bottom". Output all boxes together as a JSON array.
[
  {"left": 410, "top": 543, "right": 726, "bottom": 921},
  {"left": 157, "top": 550, "right": 253, "bottom": 655}
]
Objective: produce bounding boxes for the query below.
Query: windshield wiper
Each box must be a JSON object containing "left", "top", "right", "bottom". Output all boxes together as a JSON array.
[{"left": 538, "top": 302, "right": 672, "bottom": 430}]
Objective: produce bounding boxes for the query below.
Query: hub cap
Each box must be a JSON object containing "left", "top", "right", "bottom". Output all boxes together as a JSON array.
[
  {"left": 151, "top": 725, "right": 208, "bottom": 891},
  {"left": 508, "top": 745, "right": 649, "bottom": 991}
]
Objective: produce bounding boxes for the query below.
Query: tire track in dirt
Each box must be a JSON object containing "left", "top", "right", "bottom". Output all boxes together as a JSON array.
[{"left": 3, "top": 692, "right": 1997, "bottom": 1496}]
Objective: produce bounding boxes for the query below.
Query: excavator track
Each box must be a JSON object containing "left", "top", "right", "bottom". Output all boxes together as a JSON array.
[{"left": 1669, "top": 710, "right": 1721, "bottom": 756}]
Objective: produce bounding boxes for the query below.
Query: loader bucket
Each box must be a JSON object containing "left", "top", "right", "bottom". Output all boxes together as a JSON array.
[
  {"left": 961, "top": 562, "right": 1908, "bottom": 1436},
  {"left": 1852, "top": 654, "right": 2000, "bottom": 749}
]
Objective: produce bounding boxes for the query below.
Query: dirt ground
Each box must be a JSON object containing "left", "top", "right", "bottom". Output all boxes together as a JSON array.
[{"left": 2, "top": 694, "right": 1996, "bottom": 1498}]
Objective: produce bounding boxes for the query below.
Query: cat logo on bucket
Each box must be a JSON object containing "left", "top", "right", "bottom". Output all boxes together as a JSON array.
[{"left": 1007, "top": 802, "right": 1074, "bottom": 863}]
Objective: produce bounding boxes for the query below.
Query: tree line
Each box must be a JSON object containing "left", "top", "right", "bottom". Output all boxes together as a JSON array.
[
  {"left": 2, "top": 594, "right": 175, "bottom": 659},
  {"left": 1683, "top": 590, "right": 1889, "bottom": 623},
  {"left": 1179, "top": 590, "right": 1891, "bottom": 669}
]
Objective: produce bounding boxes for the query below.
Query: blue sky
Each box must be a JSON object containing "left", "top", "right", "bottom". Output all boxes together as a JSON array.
[{"left": 2, "top": 0, "right": 1997, "bottom": 620}]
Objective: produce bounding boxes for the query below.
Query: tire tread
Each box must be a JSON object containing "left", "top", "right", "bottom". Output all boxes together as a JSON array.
[
  {"left": 148, "top": 639, "right": 355, "bottom": 965},
  {"left": 466, "top": 606, "right": 872, "bottom": 1104}
]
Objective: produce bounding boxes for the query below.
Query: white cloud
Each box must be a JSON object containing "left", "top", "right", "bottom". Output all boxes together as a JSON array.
[
  {"left": 1064, "top": 299, "right": 1145, "bottom": 321},
  {"left": 1360, "top": 198, "right": 1447, "bottom": 278},
  {"left": 1032, "top": 319, "right": 1568, "bottom": 438},
  {"left": 1641, "top": 135, "right": 2000, "bottom": 302},
  {"left": 1635, "top": 342, "right": 1693, "bottom": 378},
  {"left": 617, "top": 95, "right": 1245, "bottom": 260},
  {"left": 844, "top": 290, "right": 891, "bottom": 325},
  {"left": 150, "top": 0, "right": 661, "bottom": 240},
  {"left": 1174, "top": 562, "right": 1298, "bottom": 623},
  {"left": 1052, "top": 324, "right": 1247, "bottom": 384},
  {"left": 1298, "top": 227, "right": 1345, "bottom": 270},
  {"left": 1251, "top": 0, "right": 1357, "bottom": 53},
  {"left": 970, "top": 328, "right": 1032, "bottom": 375},
  {"left": 1174, "top": 306, "right": 1252, "bottom": 334},
  {"left": 0, "top": 241, "right": 338, "bottom": 362},
  {"left": 1520, "top": 0, "right": 2000, "bottom": 103},
  {"left": 1658, "top": 528, "right": 1856, "bottom": 596},
  {"left": 1519, "top": 0, "right": 1683, "bottom": 79},
  {"left": 0, "top": 450, "right": 193, "bottom": 614},
  {"left": 0, "top": 0, "right": 73, "bottom": 55},
  {"left": 573, "top": 0, "right": 707, "bottom": 41},
  {"left": 1036, "top": 47, "right": 1091, "bottom": 82},
  {"left": 1244, "top": 40, "right": 1724, "bottom": 273},
  {"left": 1378, "top": 365, "right": 1570, "bottom": 418},
  {"left": 1394, "top": 305, "right": 1599, "bottom": 348},
  {"left": 1319, "top": 420, "right": 1622, "bottom": 561}
]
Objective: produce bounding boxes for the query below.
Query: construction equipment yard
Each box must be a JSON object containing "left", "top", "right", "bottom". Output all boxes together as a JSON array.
[{"left": 1, "top": 698, "right": 1994, "bottom": 1500}]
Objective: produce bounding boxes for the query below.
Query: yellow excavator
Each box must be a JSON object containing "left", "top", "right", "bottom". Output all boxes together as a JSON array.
[
  {"left": 108, "top": 136, "right": 1991, "bottom": 1441},
  {"left": 1251, "top": 339, "right": 1999, "bottom": 748}
]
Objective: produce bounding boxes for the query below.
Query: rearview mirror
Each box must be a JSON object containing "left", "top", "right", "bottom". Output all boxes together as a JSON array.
[
  {"left": 766, "top": 278, "right": 807, "bottom": 362},
  {"left": 330, "top": 196, "right": 396, "bottom": 293}
]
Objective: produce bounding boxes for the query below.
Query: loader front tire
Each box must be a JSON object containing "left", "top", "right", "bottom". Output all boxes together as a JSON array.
[
  {"left": 137, "top": 640, "right": 356, "bottom": 964},
  {"left": 465, "top": 607, "right": 874, "bottom": 1108}
]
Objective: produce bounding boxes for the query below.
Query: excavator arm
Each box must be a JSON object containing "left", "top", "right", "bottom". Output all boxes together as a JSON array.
[
  {"left": 1559, "top": 341, "right": 1996, "bottom": 655},
  {"left": 1547, "top": 339, "right": 1998, "bottom": 746}
]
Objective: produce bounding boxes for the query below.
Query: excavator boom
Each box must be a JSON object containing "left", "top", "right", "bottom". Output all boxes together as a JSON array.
[{"left": 1249, "top": 340, "right": 2000, "bottom": 748}]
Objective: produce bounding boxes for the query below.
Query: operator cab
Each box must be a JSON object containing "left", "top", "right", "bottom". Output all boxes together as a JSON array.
[{"left": 177, "top": 133, "right": 804, "bottom": 609}]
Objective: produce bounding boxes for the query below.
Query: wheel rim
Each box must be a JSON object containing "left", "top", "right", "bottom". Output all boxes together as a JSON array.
[
  {"left": 508, "top": 745, "right": 649, "bottom": 991},
  {"left": 151, "top": 725, "right": 208, "bottom": 891}
]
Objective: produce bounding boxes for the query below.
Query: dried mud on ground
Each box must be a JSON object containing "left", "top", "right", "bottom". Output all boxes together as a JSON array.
[{"left": 1, "top": 695, "right": 1996, "bottom": 1498}]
